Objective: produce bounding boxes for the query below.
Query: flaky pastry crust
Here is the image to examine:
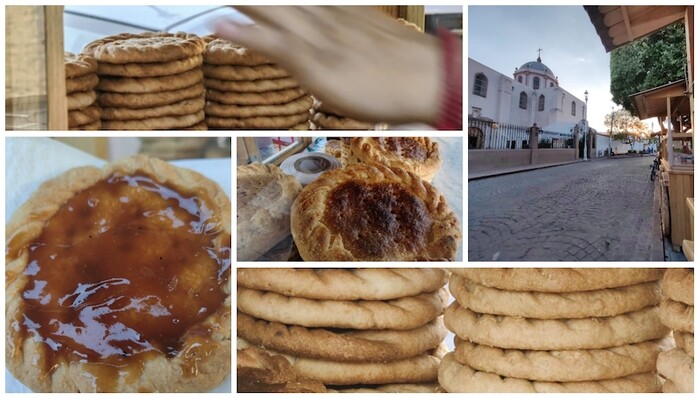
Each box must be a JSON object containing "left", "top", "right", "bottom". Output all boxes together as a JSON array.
[
  {"left": 236, "top": 268, "right": 449, "bottom": 300},
  {"left": 83, "top": 32, "right": 206, "bottom": 64},
  {"left": 350, "top": 137, "right": 441, "bottom": 182},
  {"left": 438, "top": 352, "right": 662, "bottom": 393},
  {"left": 64, "top": 52, "right": 98, "bottom": 79},
  {"left": 291, "top": 163, "right": 460, "bottom": 261},
  {"left": 236, "top": 163, "right": 302, "bottom": 260}
]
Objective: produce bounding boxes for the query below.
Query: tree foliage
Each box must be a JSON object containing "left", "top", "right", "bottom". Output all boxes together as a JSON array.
[
  {"left": 604, "top": 108, "right": 651, "bottom": 150},
  {"left": 610, "top": 22, "right": 687, "bottom": 116}
]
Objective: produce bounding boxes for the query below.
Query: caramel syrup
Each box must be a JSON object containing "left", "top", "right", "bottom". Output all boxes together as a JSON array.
[{"left": 12, "top": 172, "right": 230, "bottom": 390}]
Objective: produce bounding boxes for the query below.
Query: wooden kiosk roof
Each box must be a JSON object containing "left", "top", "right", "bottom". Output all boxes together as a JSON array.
[
  {"left": 584, "top": 6, "right": 687, "bottom": 52},
  {"left": 630, "top": 79, "right": 690, "bottom": 120}
]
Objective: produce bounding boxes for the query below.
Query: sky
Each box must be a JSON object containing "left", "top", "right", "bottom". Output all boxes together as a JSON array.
[{"left": 468, "top": 5, "right": 629, "bottom": 133}]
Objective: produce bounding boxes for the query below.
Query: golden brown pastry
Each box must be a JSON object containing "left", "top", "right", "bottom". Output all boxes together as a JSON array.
[
  {"left": 237, "top": 163, "right": 302, "bottom": 260},
  {"left": 350, "top": 137, "right": 441, "bottom": 182},
  {"left": 290, "top": 162, "right": 460, "bottom": 261},
  {"left": 6, "top": 155, "right": 231, "bottom": 392}
]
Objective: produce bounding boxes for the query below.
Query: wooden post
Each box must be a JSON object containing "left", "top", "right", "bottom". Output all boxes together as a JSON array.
[
  {"left": 667, "top": 96, "right": 673, "bottom": 167},
  {"left": 44, "top": 6, "right": 67, "bottom": 130}
]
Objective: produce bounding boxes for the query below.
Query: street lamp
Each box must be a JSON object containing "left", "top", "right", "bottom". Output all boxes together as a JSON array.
[
  {"left": 609, "top": 106, "right": 615, "bottom": 157},
  {"left": 583, "top": 90, "right": 589, "bottom": 161}
]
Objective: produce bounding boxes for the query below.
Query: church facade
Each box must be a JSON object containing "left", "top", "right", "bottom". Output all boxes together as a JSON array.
[{"left": 468, "top": 55, "right": 587, "bottom": 134}]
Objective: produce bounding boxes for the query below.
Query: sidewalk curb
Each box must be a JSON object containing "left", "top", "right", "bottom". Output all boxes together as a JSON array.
[
  {"left": 468, "top": 154, "right": 656, "bottom": 181},
  {"left": 468, "top": 160, "right": 584, "bottom": 181}
]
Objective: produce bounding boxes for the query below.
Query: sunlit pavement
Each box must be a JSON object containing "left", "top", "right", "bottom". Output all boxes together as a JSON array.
[{"left": 468, "top": 156, "right": 663, "bottom": 261}]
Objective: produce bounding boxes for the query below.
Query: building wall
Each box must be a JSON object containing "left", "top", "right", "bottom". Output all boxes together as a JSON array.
[
  {"left": 469, "top": 58, "right": 586, "bottom": 130},
  {"left": 593, "top": 133, "right": 657, "bottom": 157},
  {"left": 469, "top": 148, "right": 577, "bottom": 173}
]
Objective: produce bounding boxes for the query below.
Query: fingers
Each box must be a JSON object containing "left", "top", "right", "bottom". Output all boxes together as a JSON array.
[{"left": 213, "top": 19, "right": 280, "bottom": 56}]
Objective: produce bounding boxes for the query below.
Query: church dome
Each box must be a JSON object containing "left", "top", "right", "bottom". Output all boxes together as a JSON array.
[{"left": 516, "top": 59, "right": 556, "bottom": 80}]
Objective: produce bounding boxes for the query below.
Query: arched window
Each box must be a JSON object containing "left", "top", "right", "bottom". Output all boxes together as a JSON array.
[
  {"left": 550, "top": 82, "right": 554, "bottom": 87},
  {"left": 517, "top": 76, "right": 522, "bottom": 83},
  {"left": 519, "top": 92, "right": 528, "bottom": 109},
  {"left": 538, "top": 94, "right": 545, "bottom": 111},
  {"left": 571, "top": 101, "right": 576, "bottom": 116},
  {"left": 473, "top": 73, "right": 488, "bottom": 97},
  {"left": 533, "top": 77, "right": 540, "bottom": 90}
]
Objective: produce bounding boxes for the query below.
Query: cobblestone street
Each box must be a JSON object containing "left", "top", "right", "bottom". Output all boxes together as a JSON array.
[{"left": 468, "top": 157, "right": 663, "bottom": 261}]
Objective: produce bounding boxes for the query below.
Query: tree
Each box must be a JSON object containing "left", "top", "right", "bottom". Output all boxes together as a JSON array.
[
  {"left": 610, "top": 22, "right": 687, "bottom": 116},
  {"left": 604, "top": 109, "right": 651, "bottom": 151}
]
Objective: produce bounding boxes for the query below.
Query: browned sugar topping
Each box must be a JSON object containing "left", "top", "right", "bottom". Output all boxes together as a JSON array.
[
  {"left": 323, "top": 181, "right": 430, "bottom": 259},
  {"left": 372, "top": 137, "right": 428, "bottom": 161},
  {"left": 15, "top": 173, "right": 230, "bottom": 379}
]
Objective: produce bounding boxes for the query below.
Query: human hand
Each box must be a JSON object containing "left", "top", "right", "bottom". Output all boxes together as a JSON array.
[{"left": 215, "top": 6, "right": 442, "bottom": 125}]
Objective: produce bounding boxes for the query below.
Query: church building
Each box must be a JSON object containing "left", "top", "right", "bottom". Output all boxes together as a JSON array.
[{"left": 469, "top": 53, "right": 587, "bottom": 135}]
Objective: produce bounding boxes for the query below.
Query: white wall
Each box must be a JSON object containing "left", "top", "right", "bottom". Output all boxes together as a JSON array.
[
  {"left": 469, "top": 58, "right": 586, "bottom": 130},
  {"left": 594, "top": 134, "right": 657, "bottom": 156}
]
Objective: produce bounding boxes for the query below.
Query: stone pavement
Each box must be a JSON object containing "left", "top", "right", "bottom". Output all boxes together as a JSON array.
[{"left": 468, "top": 156, "right": 663, "bottom": 261}]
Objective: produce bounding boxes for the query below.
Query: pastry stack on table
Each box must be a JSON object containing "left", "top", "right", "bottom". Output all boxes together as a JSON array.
[
  {"left": 83, "top": 32, "right": 207, "bottom": 130},
  {"left": 65, "top": 52, "right": 101, "bottom": 130},
  {"left": 657, "top": 268, "right": 694, "bottom": 393},
  {"left": 440, "top": 268, "right": 671, "bottom": 393},
  {"left": 236, "top": 268, "right": 450, "bottom": 393},
  {"left": 203, "top": 38, "right": 312, "bottom": 130},
  {"left": 312, "top": 99, "right": 377, "bottom": 130}
]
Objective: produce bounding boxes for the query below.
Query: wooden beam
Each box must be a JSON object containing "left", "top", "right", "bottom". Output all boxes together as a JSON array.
[
  {"left": 44, "top": 6, "right": 67, "bottom": 130},
  {"left": 620, "top": 6, "right": 633, "bottom": 43}
]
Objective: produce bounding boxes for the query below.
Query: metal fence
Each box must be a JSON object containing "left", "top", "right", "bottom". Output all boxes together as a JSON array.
[{"left": 468, "top": 117, "right": 574, "bottom": 150}]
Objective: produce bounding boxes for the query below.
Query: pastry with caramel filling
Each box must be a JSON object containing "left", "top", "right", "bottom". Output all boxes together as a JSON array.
[
  {"left": 5, "top": 155, "right": 231, "bottom": 392},
  {"left": 350, "top": 137, "right": 441, "bottom": 182},
  {"left": 291, "top": 163, "right": 460, "bottom": 261}
]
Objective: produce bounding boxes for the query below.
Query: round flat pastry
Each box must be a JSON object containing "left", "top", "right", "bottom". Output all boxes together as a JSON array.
[
  {"left": 6, "top": 155, "right": 231, "bottom": 392},
  {"left": 64, "top": 52, "right": 98, "bottom": 79},
  {"left": 239, "top": 338, "right": 444, "bottom": 386},
  {"left": 98, "top": 55, "right": 203, "bottom": 77},
  {"left": 204, "top": 95, "right": 312, "bottom": 118},
  {"left": 449, "top": 274, "right": 661, "bottom": 319},
  {"left": 313, "top": 112, "right": 375, "bottom": 130},
  {"left": 206, "top": 112, "right": 309, "bottom": 130},
  {"left": 291, "top": 163, "right": 461, "bottom": 261},
  {"left": 68, "top": 104, "right": 102, "bottom": 127},
  {"left": 237, "top": 163, "right": 302, "bottom": 261},
  {"left": 69, "top": 120, "right": 102, "bottom": 131},
  {"left": 661, "top": 268, "right": 693, "bottom": 305},
  {"left": 66, "top": 73, "right": 99, "bottom": 94},
  {"left": 237, "top": 311, "right": 447, "bottom": 362},
  {"left": 203, "top": 76, "right": 298, "bottom": 93},
  {"left": 453, "top": 337, "right": 670, "bottom": 382},
  {"left": 450, "top": 268, "right": 664, "bottom": 292},
  {"left": 445, "top": 303, "right": 670, "bottom": 350},
  {"left": 98, "top": 82, "right": 205, "bottom": 109},
  {"left": 67, "top": 90, "right": 97, "bottom": 111},
  {"left": 236, "top": 268, "right": 449, "bottom": 300},
  {"left": 97, "top": 68, "right": 203, "bottom": 94},
  {"left": 101, "top": 96, "right": 205, "bottom": 120},
  {"left": 204, "top": 39, "right": 272, "bottom": 66},
  {"left": 101, "top": 110, "right": 205, "bottom": 130},
  {"left": 83, "top": 32, "right": 206, "bottom": 64},
  {"left": 438, "top": 353, "right": 662, "bottom": 393},
  {"left": 350, "top": 137, "right": 441, "bottom": 182},
  {"left": 203, "top": 63, "right": 290, "bottom": 81},
  {"left": 237, "top": 346, "right": 327, "bottom": 393}
]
